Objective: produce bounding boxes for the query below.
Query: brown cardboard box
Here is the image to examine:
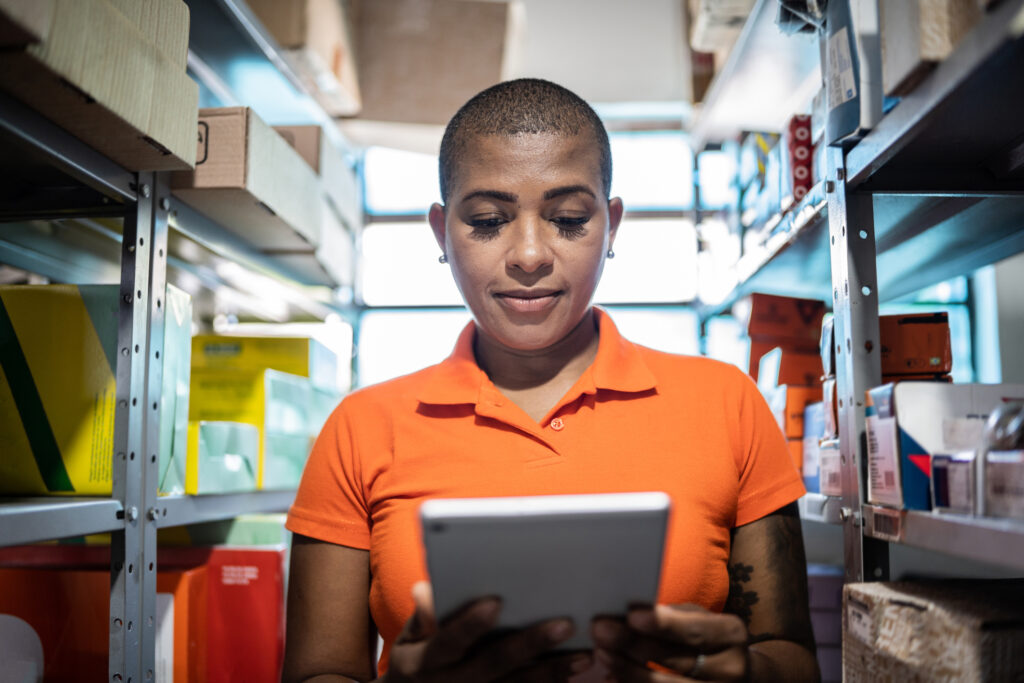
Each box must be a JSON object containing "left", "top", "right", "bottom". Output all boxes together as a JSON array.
[
  {"left": 743, "top": 293, "right": 826, "bottom": 352},
  {"left": 248, "top": 0, "right": 360, "bottom": 116},
  {"left": 274, "top": 196, "right": 354, "bottom": 287},
  {"left": 0, "top": 0, "right": 52, "bottom": 46},
  {"left": 843, "top": 580, "right": 1024, "bottom": 682},
  {"left": 172, "top": 107, "right": 321, "bottom": 251},
  {"left": 881, "top": 0, "right": 980, "bottom": 96},
  {"left": 0, "top": 0, "right": 197, "bottom": 170},
  {"left": 106, "top": 0, "right": 190, "bottom": 69},
  {"left": 879, "top": 312, "right": 952, "bottom": 376},
  {"left": 273, "top": 124, "right": 362, "bottom": 232},
  {"left": 350, "top": 0, "right": 520, "bottom": 126},
  {"left": 767, "top": 385, "right": 823, "bottom": 439}
]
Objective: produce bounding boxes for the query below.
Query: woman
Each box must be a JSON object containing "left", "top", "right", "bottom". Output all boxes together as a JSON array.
[{"left": 283, "top": 79, "right": 819, "bottom": 683}]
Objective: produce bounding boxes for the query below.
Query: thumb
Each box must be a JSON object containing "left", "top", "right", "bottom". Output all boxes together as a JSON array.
[{"left": 401, "top": 581, "right": 437, "bottom": 642}]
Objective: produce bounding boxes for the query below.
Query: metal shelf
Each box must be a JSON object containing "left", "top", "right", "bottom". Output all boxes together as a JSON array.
[
  {"left": 688, "top": 0, "right": 821, "bottom": 151},
  {"left": 864, "top": 505, "right": 1024, "bottom": 572},
  {"left": 0, "top": 498, "right": 124, "bottom": 548},
  {"left": 699, "top": 182, "right": 830, "bottom": 319},
  {"left": 847, "top": 0, "right": 1024, "bottom": 190},
  {"left": 799, "top": 493, "right": 843, "bottom": 525},
  {"left": 157, "top": 490, "right": 296, "bottom": 528}
]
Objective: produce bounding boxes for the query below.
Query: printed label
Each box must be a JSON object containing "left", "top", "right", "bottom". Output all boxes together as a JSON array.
[
  {"left": 867, "top": 415, "right": 901, "bottom": 506},
  {"left": 847, "top": 598, "right": 873, "bottom": 645},
  {"left": 827, "top": 27, "right": 857, "bottom": 109},
  {"left": 222, "top": 565, "right": 260, "bottom": 586},
  {"left": 942, "top": 417, "right": 986, "bottom": 452},
  {"left": 947, "top": 460, "right": 974, "bottom": 512}
]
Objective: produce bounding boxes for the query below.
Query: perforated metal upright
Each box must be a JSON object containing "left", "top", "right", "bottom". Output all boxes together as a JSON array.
[{"left": 109, "top": 172, "right": 170, "bottom": 683}]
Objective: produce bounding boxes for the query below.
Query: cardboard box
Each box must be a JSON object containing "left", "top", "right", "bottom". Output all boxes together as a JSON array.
[
  {"left": 189, "top": 368, "right": 313, "bottom": 488},
  {"left": 819, "top": 439, "right": 842, "bottom": 495},
  {"left": 803, "top": 402, "right": 825, "bottom": 492},
  {"left": 0, "top": 565, "right": 207, "bottom": 683},
  {"left": 932, "top": 452, "right": 977, "bottom": 515},
  {"left": 106, "top": 0, "right": 189, "bottom": 68},
  {"left": 186, "top": 421, "right": 259, "bottom": 495},
  {"left": 879, "top": 312, "right": 952, "bottom": 376},
  {"left": 766, "top": 385, "right": 823, "bottom": 439},
  {"left": 161, "top": 546, "right": 287, "bottom": 683},
  {"left": 171, "top": 107, "right": 322, "bottom": 252},
  {"left": 743, "top": 293, "right": 826, "bottom": 351},
  {"left": 881, "top": 0, "right": 980, "bottom": 96},
  {"left": 0, "top": 0, "right": 197, "bottom": 170},
  {"left": 843, "top": 580, "right": 1024, "bottom": 682},
  {"left": 248, "top": 0, "right": 361, "bottom": 116},
  {"left": 273, "top": 195, "right": 355, "bottom": 287},
  {"left": 192, "top": 334, "right": 339, "bottom": 393},
  {"left": 273, "top": 123, "right": 362, "bottom": 232},
  {"left": 865, "top": 382, "right": 1024, "bottom": 510},
  {"left": 0, "top": 0, "right": 52, "bottom": 46},
  {"left": 757, "top": 346, "right": 823, "bottom": 388},
  {"left": 0, "top": 284, "right": 191, "bottom": 495},
  {"left": 985, "top": 450, "right": 1024, "bottom": 519}
]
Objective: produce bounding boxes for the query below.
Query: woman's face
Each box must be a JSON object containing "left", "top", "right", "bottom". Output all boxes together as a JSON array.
[{"left": 429, "top": 132, "right": 623, "bottom": 354}]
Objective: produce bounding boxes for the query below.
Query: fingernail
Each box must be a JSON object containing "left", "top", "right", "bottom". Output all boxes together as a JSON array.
[
  {"left": 571, "top": 653, "right": 592, "bottom": 673},
  {"left": 477, "top": 599, "right": 501, "bottom": 622},
  {"left": 546, "top": 618, "right": 573, "bottom": 642}
]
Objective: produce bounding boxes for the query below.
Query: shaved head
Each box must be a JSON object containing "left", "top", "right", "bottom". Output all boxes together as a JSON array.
[{"left": 439, "top": 78, "right": 612, "bottom": 203}]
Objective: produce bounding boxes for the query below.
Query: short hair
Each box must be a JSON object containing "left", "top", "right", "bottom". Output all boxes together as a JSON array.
[{"left": 438, "top": 78, "right": 612, "bottom": 203}]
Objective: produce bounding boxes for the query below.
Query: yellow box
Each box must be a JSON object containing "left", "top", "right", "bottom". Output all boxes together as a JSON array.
[
  {"left": 0, "top": 284, "right": 191, "bottom": 495},
  {"left": 191, "top": 334, "right": 339, "bottom": 392}
]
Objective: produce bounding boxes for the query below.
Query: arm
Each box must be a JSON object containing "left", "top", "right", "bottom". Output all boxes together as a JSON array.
[
  {"left": 726, "top": 502, "right": 819, "bottom": 682},
  {"left": 282, "top": 534, "right": 377, "bottom": 683},
  {"left": 592, "top": 502, "right": 819, "bottom": 682}
]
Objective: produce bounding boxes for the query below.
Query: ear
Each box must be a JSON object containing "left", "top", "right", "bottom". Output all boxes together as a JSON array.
[
  {"left": 607, "top": 197, "right": 624, "bottom": 250},
  {"left": 428, "top": 203, "right": 447, "bottom": 253}
]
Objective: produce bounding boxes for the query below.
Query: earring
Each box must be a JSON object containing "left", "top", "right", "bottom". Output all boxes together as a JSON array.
[
  {"left": 606, "top": 249, "right": 615, "bottom": 259},
  {"left": 438, "top": 254, "right": 448, "bottom": 264}
]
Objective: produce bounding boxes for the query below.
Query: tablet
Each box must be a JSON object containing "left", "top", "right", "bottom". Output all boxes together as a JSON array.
[{"left": 420, "top": 491, "right": 670, "bottom": 651}]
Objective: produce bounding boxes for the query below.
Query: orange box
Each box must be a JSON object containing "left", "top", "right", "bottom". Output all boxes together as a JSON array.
[
  {"left": 879, "top": 312, "right": 952, "bottom": 376},
  {"left": 767, "top": 385, "right": 823, "bottom": 439},
  {"left": 788, "top": 439, "right": 804, "bottom": 474},
  {"left": 744, "top": 293, "right": 826, "bottom": 351},
  {"left": 750, "top": 340, "right": 823, "bottom": 382},
  {"left": 0, "top": 565, "right": 206, "bottom": 683}
]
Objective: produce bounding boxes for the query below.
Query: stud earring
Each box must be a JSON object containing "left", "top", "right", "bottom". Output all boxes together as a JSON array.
[
  {"left": 438, "top": 254, "right": 448, "bottom": 264},
  {"left": 606, "top": 249, "right": 615, "bottom": 259}
]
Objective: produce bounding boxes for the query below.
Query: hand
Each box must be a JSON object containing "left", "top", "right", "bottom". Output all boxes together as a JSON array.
[
  {"left": 592, "top": 604, "right": 749, "bottom": 682},
  {"left": 383, "top": 582, "right": 593, "bottom": 683}
]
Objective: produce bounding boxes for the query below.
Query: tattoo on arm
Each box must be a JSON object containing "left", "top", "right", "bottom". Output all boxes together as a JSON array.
[{"left": 726, "top": 562, "right": 760, "bottom": 625}]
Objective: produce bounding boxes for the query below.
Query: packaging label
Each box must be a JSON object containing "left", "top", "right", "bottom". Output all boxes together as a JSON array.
[
  {"left": 942, "top": 417, "right": 986, "bottom": 452},
  {"left": 985, "top": 453, "right": 1024, "bottom": 519},
  {"left": 222, "top": 565, "right": 260, "bottom": 586},
  {"left": 820, "top": 447, "right": 842, "bottom": 496},
  {"left": 847, "top": 598, "right": 873, "bottom": 645},
  {"left": 155, "top": 592, "right": 174, "bottom": 682},
  {"left": 827, "top": 27, "right": 857, "bottom": 109},
  {"left": 947, "top": 460, "right": 974, "bottom": 512},
  {"left": 867, "top": 415, "right": 902, "bottom": 506}
]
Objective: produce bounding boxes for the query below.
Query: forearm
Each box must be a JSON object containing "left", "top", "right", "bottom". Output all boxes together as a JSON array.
[{"left": 748, "top": 639, "right": 820, "bottom": 683}]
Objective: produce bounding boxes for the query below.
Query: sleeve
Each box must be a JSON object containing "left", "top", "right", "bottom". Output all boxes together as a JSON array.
[
  {"left": 285, "top": 394, "right": 374, "bottom": 549},
  {"left": 731, "top": 368, "right": 806, "bottom": 527}
]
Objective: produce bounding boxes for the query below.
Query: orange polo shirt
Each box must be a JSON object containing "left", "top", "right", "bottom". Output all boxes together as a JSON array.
[{"left": 286, "top": 308, "right": 804, "bottom": 669}]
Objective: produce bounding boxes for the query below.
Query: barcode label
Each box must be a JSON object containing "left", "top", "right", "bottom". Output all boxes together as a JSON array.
[
  {"left": 828, "top": 472, "right": 840, "bottom": 486},
  {"left": 884, "top": 471, "right": 895, "bottom": 487},
  {"left": 871, "top": 509, "right": 901, "bottom": 541}
]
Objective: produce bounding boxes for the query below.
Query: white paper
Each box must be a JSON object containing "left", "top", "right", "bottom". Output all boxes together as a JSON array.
[{"left": 867, "top": 415, "right": 902, "bottom": 506}]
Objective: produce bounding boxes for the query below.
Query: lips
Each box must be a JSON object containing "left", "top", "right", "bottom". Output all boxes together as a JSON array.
[{"left": 494, "top": 288, "right": 562, "bottom": 313}]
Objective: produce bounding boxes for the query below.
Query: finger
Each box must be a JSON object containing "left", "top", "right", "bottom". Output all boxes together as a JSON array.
[
  {"left": 592, "top": 619, "right": 695, "bottom": 671},
  {"left": 627, "top": 605, "right": 747, "bottom": 652},
  {"left": 397, "top": 581, "right": 437, "bottom": 643},
  {"left": 495, "top": 651, "right": 594, "bottom": 682},
  {"left": 419, "top": 597, "right": 503, "bottom": 669},
  {"left": 454, "top": 617, "right": 577, "bottom": 681},
  {"left": 598, "top": 646, "right": 748, "bottom": 683},
  {"left": 596, "top": 649, "right": 679, "bottom": 683}
]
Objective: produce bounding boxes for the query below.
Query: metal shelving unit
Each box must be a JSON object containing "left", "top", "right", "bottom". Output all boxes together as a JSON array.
[
  {"left": 0, "top": 1, "right": 353, "bottom": 676},
  {"left": 799, "top": 493, "right": 843, "bottom": 526}
]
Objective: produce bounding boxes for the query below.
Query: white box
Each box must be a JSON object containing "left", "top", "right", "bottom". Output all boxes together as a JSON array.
[
  {"left": 931, "top": 452, "right": 976, "bottom": 515},
  {"left": 985, "top": 450, "right": 1024, "bottom": 519},
  {"left": 819, "top": 439, "right": 842, "bottom": 496}
]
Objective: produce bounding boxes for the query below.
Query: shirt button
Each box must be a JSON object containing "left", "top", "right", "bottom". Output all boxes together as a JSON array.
[{"left": 550, "top": 417, "right": 565, "bottom": 431}]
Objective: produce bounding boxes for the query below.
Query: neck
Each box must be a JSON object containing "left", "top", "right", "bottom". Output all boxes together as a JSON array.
[{"left": 474, "top": 309, "right": 601, "bottom": 392}]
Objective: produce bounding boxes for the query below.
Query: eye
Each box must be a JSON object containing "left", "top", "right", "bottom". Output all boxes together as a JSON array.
[
  {"left": 551, "top": 215, "right": 588, "bottom": 238},
  {"left": 468, "top": 215, "right": 506, "bottom": 240}
]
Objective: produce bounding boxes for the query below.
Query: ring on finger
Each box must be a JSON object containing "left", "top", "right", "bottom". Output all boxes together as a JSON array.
[{"left": 688, "top": 653, "right": 706, "bottom": 679}]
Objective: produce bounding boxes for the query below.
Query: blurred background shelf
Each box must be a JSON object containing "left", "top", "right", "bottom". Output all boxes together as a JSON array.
[
  {"left": 0, "top": 498, "right": 124, "bottom": 548},
  {"left": 799, "top": 493, "right": 842, "bottom": 526},
  {"left": 864, "top": 505, "right": 1024, "bottom": 572},
  {"left": 158, "top": 490, "right": 296, "bottom": 528}
]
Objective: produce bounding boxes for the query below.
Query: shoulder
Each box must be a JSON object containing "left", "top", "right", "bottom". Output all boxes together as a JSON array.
[
  {"left": 636, "top": 345, "right": 753, "bottom": 389},
  {"left": 337, "top": 364, "right": 441, "bottom": 415}
]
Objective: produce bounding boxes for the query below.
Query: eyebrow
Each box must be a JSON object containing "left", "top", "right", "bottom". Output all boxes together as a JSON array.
[
  {"left": 543, "top": 185, "right": 597, "bottom": 201},
  {"left": 460, "top": 189, "right": 517, "bottom": 204}
]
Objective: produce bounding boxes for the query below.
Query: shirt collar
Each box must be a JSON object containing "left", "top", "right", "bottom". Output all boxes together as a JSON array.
[{"left": 415, "top": 308, "right": 657, "bottom": 406}]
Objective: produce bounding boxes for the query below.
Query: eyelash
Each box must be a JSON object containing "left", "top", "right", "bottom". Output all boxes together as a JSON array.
[{"left": 468, "top": 216, "right": 590, "bottom": 241}]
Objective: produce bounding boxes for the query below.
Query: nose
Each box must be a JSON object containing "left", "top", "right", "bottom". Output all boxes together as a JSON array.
[{"left": 506, "top": 217, "right": 554, "bottom": 274}]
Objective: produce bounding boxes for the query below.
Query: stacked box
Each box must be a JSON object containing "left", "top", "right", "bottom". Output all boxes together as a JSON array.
[
  {"left": 843, "top": 580, "right": 1024, "bottom": 681},
  {"left": 0, "top": 284, "right": 191, "bottom": 496},
  {"left": 191, "top": 334, "right": 341, "bottom": 393},
  {"left": 0, "top": 0, "right": 197, "bottom": 170},
  {"left": 185, "top": 421, "right": 259, "bottom": 495},
  {"left": 879, "top": 312, "right": 952, "bottom": 376}
]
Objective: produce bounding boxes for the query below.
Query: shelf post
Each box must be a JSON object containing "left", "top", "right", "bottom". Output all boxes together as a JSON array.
[
  {"left": 109, "top": 172, "right": 168, "bottom": 683},
  {"left": 825, "top": 146, "right": 889, "bottom": 583}
]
